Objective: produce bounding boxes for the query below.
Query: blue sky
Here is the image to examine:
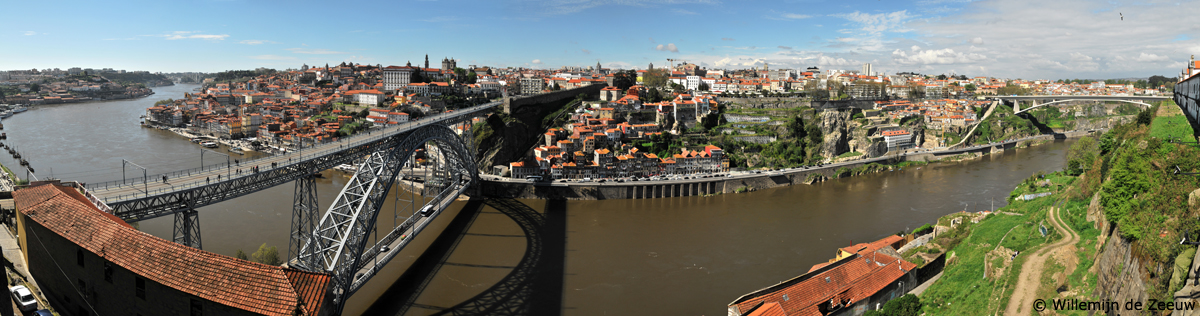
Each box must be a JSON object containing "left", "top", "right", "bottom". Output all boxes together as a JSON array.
[{"left": 4, "top": 0, "right": 1199, "bottom": 79}]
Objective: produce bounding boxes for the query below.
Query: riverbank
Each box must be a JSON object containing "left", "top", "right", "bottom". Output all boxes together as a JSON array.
[
  {"left": 162, "top": 127, "right": 257, "bottom": 152},
  {"left": 479, "top": 131, "right": 1090, "bottom": 200},
  {"left": 917, "top": 106, "right": 1200, "bottom": 314}
]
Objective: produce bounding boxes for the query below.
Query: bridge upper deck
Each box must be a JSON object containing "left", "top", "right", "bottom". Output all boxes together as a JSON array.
[{"left": 85, "top": 101, "right": 498, "bottom": 221}]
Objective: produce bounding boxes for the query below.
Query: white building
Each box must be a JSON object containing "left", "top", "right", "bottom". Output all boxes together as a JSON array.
[
  {"left": 383, "top": 65, "right": 417, "bottom": 91},
  {"left": 883, "top": 130, "right": 914, "bottom": 152},
  {"left": 520, "top": 77, "right": 545, "bottom": 95},
  {"left": 348, "top": 90, "right": 384, "bottom": 106}
]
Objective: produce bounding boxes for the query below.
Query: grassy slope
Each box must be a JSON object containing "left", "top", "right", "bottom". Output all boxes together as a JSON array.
[{"left": 923, "top": 102, "right": 1200, "bottom": 314}]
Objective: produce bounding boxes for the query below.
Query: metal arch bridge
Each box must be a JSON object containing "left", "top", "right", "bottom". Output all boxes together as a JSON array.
[
  {"left": 79, "top": 101, "right": 496, "bottom": 313},
  {"left": 989, "top": 95, "right": 1170, "bottom": 114}
]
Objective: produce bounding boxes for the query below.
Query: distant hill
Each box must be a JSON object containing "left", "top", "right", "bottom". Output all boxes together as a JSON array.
[{"left": 101, "top": 72, "right": 174, "bottom": 87}]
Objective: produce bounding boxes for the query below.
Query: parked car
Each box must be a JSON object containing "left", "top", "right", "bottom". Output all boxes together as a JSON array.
[
  {"left": 33, "top": 310, "right": 52, "bottom": 316},
  {"left": 9, "top": 285, "right": 37, "bottom": 312}
]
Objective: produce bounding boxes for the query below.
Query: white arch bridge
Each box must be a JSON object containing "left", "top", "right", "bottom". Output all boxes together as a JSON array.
[
  {"left": 991, "top": 95, "right": 1170, "bottom": 114},
  {"left": 80, "top": 102, "right": 494, "bottom": 313}
]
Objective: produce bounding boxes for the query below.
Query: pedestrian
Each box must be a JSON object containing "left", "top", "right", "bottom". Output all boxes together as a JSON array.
[
  {"left": 162, "top": 175, "right": 167, "bottom": 183},
  {"left": 206, "top": 177, "right": 210, "bottom": 184}
]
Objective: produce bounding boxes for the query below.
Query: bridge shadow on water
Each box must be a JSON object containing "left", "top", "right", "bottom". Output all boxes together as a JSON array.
[{"left": 361, "top": 198, "right": 567, "bottom": 316}]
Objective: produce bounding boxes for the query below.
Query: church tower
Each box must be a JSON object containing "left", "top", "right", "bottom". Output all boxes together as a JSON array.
[{"left": 425, "top": 54, "right": 429, "bottom": 70}]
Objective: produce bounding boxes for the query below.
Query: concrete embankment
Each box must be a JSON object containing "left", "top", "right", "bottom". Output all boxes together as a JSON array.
[
  {"left": 479, "top": 158, "right": 888, "bottom": 200},
  {"left": 478, "top": 131, "right": 1101, "bottom": 201}
]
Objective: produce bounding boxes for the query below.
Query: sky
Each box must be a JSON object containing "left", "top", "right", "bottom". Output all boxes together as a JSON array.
[{"left": 3, "top": 0, "right": 1200, "bottom": 79}]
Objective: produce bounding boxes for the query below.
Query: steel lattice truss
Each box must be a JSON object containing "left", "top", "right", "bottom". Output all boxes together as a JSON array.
[
  {"left": 295, "top": 124, "right": 477, "bottom": 310},
  {"left": 99, "top": 110, "right": 487, "bottom": 222},
  {"left": 289, "top": 174, "right": 319, "bottom": 264},
  {"left": 107, "top": 138, "right": 386, "bottom": 221}
]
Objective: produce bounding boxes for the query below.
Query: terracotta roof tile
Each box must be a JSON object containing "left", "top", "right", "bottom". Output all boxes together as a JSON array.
[{"left": 16, "top": 184, "right": 330, "bottom": 316}]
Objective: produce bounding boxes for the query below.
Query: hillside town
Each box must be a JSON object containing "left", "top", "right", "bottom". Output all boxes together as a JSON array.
[
  {"left": 0, "top": 68, "right": 160, "bottom": 104},
  {"left": 116, "top": 55, "right": 1175, "bottom": 181}
]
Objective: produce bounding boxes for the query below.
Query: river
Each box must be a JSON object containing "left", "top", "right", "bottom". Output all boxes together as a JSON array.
[{"left": 2, "top": 84, "right": 1073, "bottom": 315}]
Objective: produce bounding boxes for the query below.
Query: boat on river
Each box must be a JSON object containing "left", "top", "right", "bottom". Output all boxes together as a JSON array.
[
  {"left": 12, "top": 106, "right": 27, "bottom": 114},
  {"left": 334, "top": 164, "right": 357, "bottom": 173},
  {"left": 230, "top": 147, "right": 245, "bottom": 155},
  {"left": 200, "top": 141, "right": 218, "bottom": 148}
]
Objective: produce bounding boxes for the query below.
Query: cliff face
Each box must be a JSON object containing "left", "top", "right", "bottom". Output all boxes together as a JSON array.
[
  {"left": 476, "top": 114, "right": 538, "bottom": 171},
  {"left": 818, "top": 109, "right": 889, "bottom": 159},
  {"left": 475, "top": 85, "right": 601, "bottom": 170},
  {"left": 819, "top": 110, "right": 852, "bottom": 159},
  {"left": 1096, "top": 226, "right": 1151, "bottom": 308}
]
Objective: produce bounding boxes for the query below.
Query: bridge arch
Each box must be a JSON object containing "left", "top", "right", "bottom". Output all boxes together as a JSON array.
[
  {"left": 1013, "top": 98, "right": 1152, "bottom": 114},
  {"left": 294, "top": 123, "right": 478, "bottom": 311}
]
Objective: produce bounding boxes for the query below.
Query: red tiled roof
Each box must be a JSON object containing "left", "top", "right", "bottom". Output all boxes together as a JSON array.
[
  {"left": 16, "top": 183, "right": 330, "bottom": 316},
  {"left": 730, "top": 235, "right": 917, "bottom": 316},
  {"left": 747, "top": 302, "right": 787, "bottom": 316}
]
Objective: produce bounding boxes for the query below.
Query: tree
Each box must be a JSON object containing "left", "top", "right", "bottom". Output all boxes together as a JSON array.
[
  {"left": 235, "top": 249, "right": 249, "bottom": 260},
  {"left": 965, "top": 83, "right": 977, "bottom": 91},
  {"left": 936, "top": 74, "right": 948, "bottom": 80},
  {"left": 1066, "top": 136, "right": 1099, "bottom": 175},
  {"left": 669, "top": 82, "right": 686, "bottom": 94},
  {"left": 411, "top": 71, "right": 426, "bottom": 84},
  {"left": 466, "top": 72, "right": 478, "bottom": 84},
  {"left": 251, "top": 243, "right": 282, "bottom": 266},
  {"left": 1136, "top": 106, "right": 1154, "bottom": 125},
  {"left": 698, "top": 82, "right": 710, "bottom": 91},
  {"left": 551, "top": 82, "right": 561, "bottom": 91},
  {"left": 864, "top": 294, "right": 922, "bottom": 316},
  {"left": 29, "top": 83, "right": 40, "bottom": 92},
  {"left": 613, "top": 70, "right": 637, "bottom": 90},
  {"left": 643, "top": 68, "right": 669, "bottom": 88}
]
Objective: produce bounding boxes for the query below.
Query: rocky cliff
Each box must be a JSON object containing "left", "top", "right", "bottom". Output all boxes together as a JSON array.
[{"left": 818, "top": 108, "right": 888, "bottom": 160}]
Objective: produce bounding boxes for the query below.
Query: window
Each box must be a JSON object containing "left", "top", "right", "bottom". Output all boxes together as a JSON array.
[
  {"left": 103, "top": 263, "right": 112, "bottom": 283},
  {"left": 135, "top": 277, "right": 146, "bottom": 299},
  {"left": 77, "top": 279, "right": 86, "bottom": 291},
  {"left": 190, "top": 299, "right": 203, "bottom": 316},
  {"left": 76, "top": 248, "right": 84, "bottom": 267}
]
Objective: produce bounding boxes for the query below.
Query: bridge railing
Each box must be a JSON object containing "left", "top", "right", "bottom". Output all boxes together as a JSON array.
[{"left": 87, "top": 102, "right": 499, "bottom": 193}]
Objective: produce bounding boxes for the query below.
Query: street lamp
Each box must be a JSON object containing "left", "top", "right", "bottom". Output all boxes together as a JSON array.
[{"left": 201, "top": 148, "right": 231, "bottom": 178}]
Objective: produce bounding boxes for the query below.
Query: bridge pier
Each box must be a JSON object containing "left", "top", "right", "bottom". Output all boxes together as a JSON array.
[
  {"left": 172, "top": 208, "right": 202, "bottom": 249},
  {"left": 289, "top": 174, "right": 319, "bottom": 270}
]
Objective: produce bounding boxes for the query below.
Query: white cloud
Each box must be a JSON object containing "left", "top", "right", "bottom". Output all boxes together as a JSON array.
[
  {"left": 532, "top": 59, "right": 543, "bottom": 64},
  {"left": 782, "top": 13, "right": 812, "bottom": 19},
  {"left": 163, "top": 31, "right": 228, "bottom": 40},
  {"left": 721, "top": 37, "right": 735, "bottom": 41},
  {"left": 286, "top": 48, "right": 347, "bottom": 55},
  {"left": 906, "top": 0, "right": 1195, "bottom": 77},
  {"left": 239, "top": 40, "right": 277, "bottom": 45},
  {"left": 818, "top": 55, "right": 861, "bottom": 66},
  {"left": 23, "top": 31, "right": 35, "bottom": 36},
  {"left": 832, "top": 10, "right": 913, "bottom": 34},
  {"left": 673, "top": 9, "right": 697, "bottom": 15},
  {"left": 892, "top": 48, "right": 987, "bottom": 65},
  {"left": 656, "top": 43, "right": 679, "bottom": 53},
  {"left": 582, "top": 49, "right": 591, "bottom": 54},
  {"left": 1134, "top": 52, "right": 1170, "bottom": 63}
]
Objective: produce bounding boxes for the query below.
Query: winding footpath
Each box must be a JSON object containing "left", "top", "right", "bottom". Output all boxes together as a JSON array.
[{"left": 1005, "top": 202, "right": 1079, "bottom": 315}]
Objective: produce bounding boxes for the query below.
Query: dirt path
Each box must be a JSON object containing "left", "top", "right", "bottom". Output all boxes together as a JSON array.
[{"left": 1005, "top": 204, "right": 1079, "bottom": 315}]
